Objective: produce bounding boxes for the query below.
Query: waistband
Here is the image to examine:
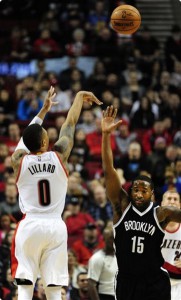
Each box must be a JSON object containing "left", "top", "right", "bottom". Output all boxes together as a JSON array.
[{"left": 24, "top": 213, "right": 61, "bottom": 219}]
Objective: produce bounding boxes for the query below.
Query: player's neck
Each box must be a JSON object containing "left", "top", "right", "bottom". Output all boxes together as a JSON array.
[
  {"left": 31, "top": 150, "right": 46, "bottom": 155},
  {"left": 166, "top": 222, "right": 180, "bottom": 232}
]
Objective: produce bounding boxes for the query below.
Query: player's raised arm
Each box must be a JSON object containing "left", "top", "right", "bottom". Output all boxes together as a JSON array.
[
  {"left": 11, "top": 86, "right": 57, "bottom": 175},
  {"left": 101, "top": 106, "right": 129, "bottom": 222},
  {"left": 54, "top": 91, "right": 102, "bottom": 164}
]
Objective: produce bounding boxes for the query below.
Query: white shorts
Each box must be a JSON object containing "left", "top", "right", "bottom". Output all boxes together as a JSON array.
[
  {"left": 11, "top": 214, "right": 68, "bottom": 286},
  {"left": 170, "top": 279, "right": 181, "bottom": 300}
]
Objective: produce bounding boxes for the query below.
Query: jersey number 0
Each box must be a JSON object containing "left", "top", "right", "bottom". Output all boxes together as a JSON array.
[{"left": 38, "top": 179, "right": 51, "bottom": 206}]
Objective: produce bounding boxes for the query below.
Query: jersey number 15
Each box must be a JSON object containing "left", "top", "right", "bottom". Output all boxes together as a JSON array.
[{"left": 131, "top": 236, "right": 145, "bottom": 254}]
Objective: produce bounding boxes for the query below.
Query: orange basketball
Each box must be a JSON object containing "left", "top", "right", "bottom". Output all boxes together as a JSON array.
[{"left": 110, "top": 4, "right": 141, "bottom": 35}]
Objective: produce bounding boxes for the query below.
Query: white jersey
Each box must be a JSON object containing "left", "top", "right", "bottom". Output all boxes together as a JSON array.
[
  {"left": 16, "top": 151, "right": 68, "bottom": 215},
  {"left": 88, "top": 249, "right": 118, "bottom": 296},
  {"left": 161, "top": 225, "right": 181, "bottom": 279}
]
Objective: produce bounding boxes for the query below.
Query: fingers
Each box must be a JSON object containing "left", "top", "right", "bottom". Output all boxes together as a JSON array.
[
  {"left": 81, "top": 91, "right": 103, "bottom": 105},
  {"left": 47, "top": 86, "right": 56, "bottom": 100},
  {"left": 104, "top": 105, "right": 117, "bottom": 118}
]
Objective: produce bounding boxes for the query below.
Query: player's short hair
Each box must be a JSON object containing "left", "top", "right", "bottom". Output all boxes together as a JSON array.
[
  {"left": 132, "top": 175, "right": 154, "bottom": 190},
  {"left": 23, "top": 124, "right": 43, "bottom": 152}
]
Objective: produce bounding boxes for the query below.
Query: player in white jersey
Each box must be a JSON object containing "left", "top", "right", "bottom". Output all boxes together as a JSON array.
[
  {"left": 161, "top": 190, "right": 181, "bottom": 300},
  {"left": 11, "top": 86, "right": 102, "bottom": 300}
]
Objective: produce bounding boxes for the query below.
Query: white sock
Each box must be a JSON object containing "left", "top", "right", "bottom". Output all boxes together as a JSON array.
[
  {"left": 18, "top": 285, "right": 34, "bottom": 300},
  {"left": 44, "top": 286, "right": 62, "bottom": 300}
]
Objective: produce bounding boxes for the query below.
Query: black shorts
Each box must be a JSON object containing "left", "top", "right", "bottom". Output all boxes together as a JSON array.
[
  {"left": 99, "top": 294, "right": 115, "bottom": 300},
  {"left": 115, "top": 270, "right": 171, "bottom": 300}
]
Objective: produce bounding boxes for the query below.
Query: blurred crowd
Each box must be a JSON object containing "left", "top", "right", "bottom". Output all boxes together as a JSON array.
[{"left": 0, "top": 0, "right": 181, "bottom": 299}]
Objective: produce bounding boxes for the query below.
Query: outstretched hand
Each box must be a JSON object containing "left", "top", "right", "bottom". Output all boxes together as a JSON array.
[
  {"left": 78, "top": 91, "right": 103, "bottom": 106},
  {"left": 102, "top": 106, "right": 122, "bottom": 133},
  {"left": 43, "top": 86, "right": 57, "bottom": 112}
]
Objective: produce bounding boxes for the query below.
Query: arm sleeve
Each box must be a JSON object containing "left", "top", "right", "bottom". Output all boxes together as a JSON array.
[{"left": 15, "top": 116, "right": 43, "bottom": 153}]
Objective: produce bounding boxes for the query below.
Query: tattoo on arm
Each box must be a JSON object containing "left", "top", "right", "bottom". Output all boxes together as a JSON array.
[
  {"left": 54, "top": 124, "right": 75, "bottom": 156},
  {"left": 12, "top": 150, "right": 26, "bottom": 164},
  {"left": 59, "top": 124, "right": 75, "bottom": 140},
  {"left": 11, "top": 150, "right": 26, "bottom": 173}
]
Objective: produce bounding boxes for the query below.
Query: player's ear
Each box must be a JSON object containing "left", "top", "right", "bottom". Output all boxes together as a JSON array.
[{"left": 41, "top": 138, "right": 46, "bottom": 147}]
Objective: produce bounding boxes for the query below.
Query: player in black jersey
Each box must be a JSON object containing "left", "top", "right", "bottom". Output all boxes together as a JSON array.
[{"left": 101, "top": 106, "right": 181, "bottom": 300}]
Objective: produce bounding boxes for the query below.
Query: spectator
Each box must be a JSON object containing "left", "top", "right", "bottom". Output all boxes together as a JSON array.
[
  {"left": 164, "top": 24, "right": 181, "bottom": 72},
  {"left": 33, "top": 278, "right": 46, "bottom": 300},
  {"left": 61, "top": 286, "right": 68, "bottom": 300},
  {"left": 77, "top": 110, "right": 96, "bottom": 134},
  {"left": 63, "top": 197, "right": 95, "bottom": 247},
  {"left": 4, "top": 27, "right": 31, "bottom": 61},
  {"left": 59, "top": 57, "right": 85, "bottom": 91},
  {"left": 117, "top": 141, "right": 148, "bottom": 182},
  {"left": 70, "top": 271, "right": 90, "bottom": 300},
  {"left": 146, "top": 137, "right": 168, "bottom": 188},
  {"left": 66, "top": 173, "right": 88, "bottom": 200},
  {"left": 0, "top": 229, "right": 15, "bottom": 283},
  {"left": 86, "top": 116, "right": 117, "bottom": 162},
  {"left": 88, "top": 227, "right": 117, "bottom": 300},
  {"left": 33, "top": 60, "right": 49, "bottom": 82},
  {"left": 94, "top": 27, "right": 118, "bottom": 59},
  {"left": 130, "top": 90, "right": 159, "bottom": 129},
  {"left": 72, "top": 223, "right": 104, "bottom": 265},
  {"left": 4, "top": 286, "right": 18, "bottom": 300},
  {"left": 69, "top": 129, "right": 89, "bottom": 176},
  {"left": 99, "top": 90, "right": 114, "bottom": 111},
  {"left": 0, "top": 183, "right": 21, "bottom": 221},
  {"left": 173, "top": 129, "right": 181, "bottom": 148},
  {"left": 47, "top": 127, "right": 58, "bottom": 150},
  {"left": 86, "top": 1, "right": 109, "bottom": 34},
  {"left": 161, "top": 190, "right": 181, "bottom": 300},
  {"left": 120, "top": 70, "right": 146, "bottom": 103},
  {"left": 0, "top": 89, "right": 15, "bottom": 135},
  {"left": 121, "top": 56, "right": 143, "bottom": 85},
  {"left": 175, "top": 158, "right": 181, "bottom": 184},
  {"left": 85, "top": 60, "right": 107, "bottom": 98},
  {"left": 166, "top": 93, "right": 181, "bottom": 130},
  {"left": 33, "top": 29, "right": 62, "bottom": 58},
  {"left": 161, "top": 167, "right": 181, "bottom": 195},
  {"left": 130, "top": 96, "right": 156, "bottom": 130},
  {"left": 142, "top": 119, "right": 172, "bottom": 155},
  {"left": 65, "top": 28, "right": 91, "bottom": 57},
  {"left": 68, "top": 249, "right": 87, "bottom": 289},
  {"left": 115, "top": 119, "right": 137, "bottom": 157},
  {"left": 153, "top": 71, "right": 177, "bottom": 94},
  {"left": 2, "top": 267, "right": 15, "bottom": 296},
  {"left": 49, "top": 84, "right": 71, "bottom": 114},
  {"left": 105, "top": 73, "right": 120, "bottom": 97},
  {"left": 134, "top": 26, "right": 160, "bottom": 74},
  {"left": 0, "top": 213, "right": 12, "bottom": 246},
  {"left": 17, "top": 88, "right": 43, "bottom": 121},
  {"left": 88, "top": 184, "right": 113, "bottom": 230},
  {"left": 3, "top": 123, "right": 21, "bottom": 155},
  {"left": 170, "top": 61, "right": 181, "bottom": 94}
]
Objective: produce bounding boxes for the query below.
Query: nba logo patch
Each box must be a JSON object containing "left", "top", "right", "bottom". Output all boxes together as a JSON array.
[{"left": 38, "top": 156, "right": 41, "bottom": 161}]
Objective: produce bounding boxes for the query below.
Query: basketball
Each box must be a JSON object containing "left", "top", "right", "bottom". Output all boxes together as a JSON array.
[{"left": 110, "top": 4, "right": 141, "bottom": 35}]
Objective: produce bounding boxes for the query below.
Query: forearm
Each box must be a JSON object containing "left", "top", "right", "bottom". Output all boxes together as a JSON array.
[
  {"left": 102, "top": 132, "right": 114, "bottom": 172},
  {"left": 36, "top": 106, "right": 48, "bottom": 121},
  {"left": 88, "top": 283, "right": 100, "bottom": 300},
  {"left": 64, "top": 92, "right": 84, "bottom": 126}
]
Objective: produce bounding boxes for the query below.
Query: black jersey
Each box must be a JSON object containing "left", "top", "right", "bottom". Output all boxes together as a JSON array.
[{"left": 113, "top": 202, "right": 165, "bottom": 276}]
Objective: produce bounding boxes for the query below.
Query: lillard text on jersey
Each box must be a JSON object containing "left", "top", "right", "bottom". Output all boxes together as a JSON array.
[{"left": 28, "top": 163, "right": 56, "bottom": 175}]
